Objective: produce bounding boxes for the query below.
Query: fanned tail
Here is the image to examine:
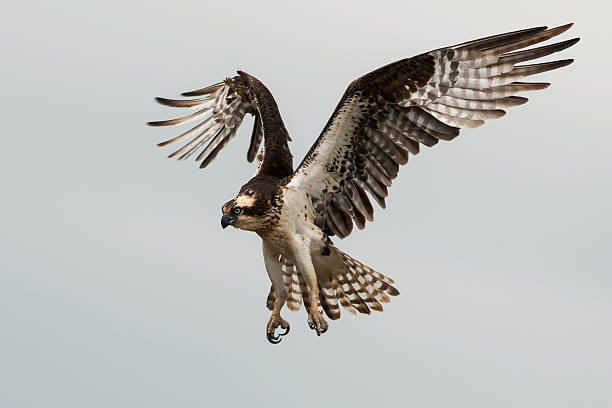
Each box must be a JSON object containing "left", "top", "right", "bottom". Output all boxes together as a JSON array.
[{"left": 336, "top": 250, "right": 399, "bottom": 315}]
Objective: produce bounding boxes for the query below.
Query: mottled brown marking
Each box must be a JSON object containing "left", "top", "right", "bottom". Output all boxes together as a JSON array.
[{"left": 291, "top": 24, "right": 577, "bottom": 239}]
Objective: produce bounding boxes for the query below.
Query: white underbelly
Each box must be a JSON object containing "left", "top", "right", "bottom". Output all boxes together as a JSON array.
[{"left": 261, "top": 185, "right": 324, "bottom": 262}]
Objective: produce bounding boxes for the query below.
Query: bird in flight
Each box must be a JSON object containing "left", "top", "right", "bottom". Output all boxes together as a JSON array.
[{"left": 149, "top": 24, "right": 578, "bottom": 344}]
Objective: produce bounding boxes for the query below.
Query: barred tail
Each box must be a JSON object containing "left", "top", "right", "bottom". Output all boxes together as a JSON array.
[{"left": 335, "top": 250, "right": 399, "bottom": 316}]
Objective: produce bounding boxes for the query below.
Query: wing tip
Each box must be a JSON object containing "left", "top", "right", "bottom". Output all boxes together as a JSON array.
[
  {"left": 147, "top": 118, "right": 183, "bottom": 127},
  {"left": 157, "top": 139, "right": 173, "bottom": 147},
  {"left": 154, "top": 96, "right": 182, "bottom": 107},
  {"left": 552, "top": 59, "right": 575, "bottom": 70},
  {"left": 181, "top": 90, "right": 200, "bottom": 97},
  {"left": 181, "top": 82, "right": 224, "bottom": 97},
  {"left": 518, "top": 82, "right": 551, "bottom": 90},
  {"left": 555, "top": 37, "right": 581, "bottom": 51},
  {"left": 551, "top": 22, "right": 574, "bottom": 34},
  {"left": 167, "top": 150, "right": 179, "bottom": 159}
]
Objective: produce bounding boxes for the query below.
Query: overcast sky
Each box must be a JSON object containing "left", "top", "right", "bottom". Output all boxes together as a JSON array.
[{"left": 1, "top": 1, "right": 611, "bottom": 407}]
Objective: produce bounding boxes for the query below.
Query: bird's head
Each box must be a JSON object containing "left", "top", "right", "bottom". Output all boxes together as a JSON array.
[{"left": 221, "top": 188, "right": 270, "bottom": 232}]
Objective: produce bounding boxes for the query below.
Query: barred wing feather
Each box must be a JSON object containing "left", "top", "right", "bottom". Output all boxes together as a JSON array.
[
  {"left": 289, "top": 24, "right": 578, "bottom": 238},
  {"left": 149, "top": 75, "right": 265, "bottom": 170}
]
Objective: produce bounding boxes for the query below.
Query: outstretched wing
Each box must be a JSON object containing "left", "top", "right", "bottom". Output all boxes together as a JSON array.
[
  {"left": 148, "top": 71, "right": 292, "bottom": 177},
  {"left": 289, "top": 24, "right": 579, "bottom": 238}
]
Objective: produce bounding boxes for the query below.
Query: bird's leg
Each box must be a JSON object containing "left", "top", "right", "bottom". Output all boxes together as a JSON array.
[
  {"left": 294, "top": 243, "right": 328, "bottom": 336},
  {"left": 262, "top": 241, "right": 290, "bottom": 344}
]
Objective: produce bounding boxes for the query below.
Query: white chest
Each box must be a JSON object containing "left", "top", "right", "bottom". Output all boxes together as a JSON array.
[
  {"left": 278, "top": 186, "right": 317, "bottom": 234},
  {"left": 261, "top": 186, "right": 322, "bottom": 260}
]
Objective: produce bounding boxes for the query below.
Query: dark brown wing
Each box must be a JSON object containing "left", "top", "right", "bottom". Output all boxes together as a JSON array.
[
  {"left": 289, "top": 24, "right": 579, "bottom": 238},
  {"left": 148, "top": 71, "right": 292, "bottom": 178}
]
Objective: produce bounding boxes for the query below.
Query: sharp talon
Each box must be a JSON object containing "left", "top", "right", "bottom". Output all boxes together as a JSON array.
[
  {"left": 316, "top": 331, "right": 321, "bottom": 336},
  {"left": 279, "top": 326, "right": 290, "bottom": 336},
  {"left": 321, "top": 327, "right": 327, "bottom": 334},
  {"left": 268, "top": 335, "right": 281, "bottom": 344}
]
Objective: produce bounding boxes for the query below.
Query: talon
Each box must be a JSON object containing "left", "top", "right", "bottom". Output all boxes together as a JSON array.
[
  {"left": 307, "top": 308, "right": 328, "bottom": 336},
  {"left": 267, "top": 334, "right": 281, "bottom": 344},
  {"left": 266, "top": 314, "right": 289, "bottom": 344}
]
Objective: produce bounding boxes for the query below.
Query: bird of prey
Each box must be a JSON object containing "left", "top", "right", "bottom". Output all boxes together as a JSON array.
[{"left": 148, "top": 24, "right": 578, "bottom": 344}]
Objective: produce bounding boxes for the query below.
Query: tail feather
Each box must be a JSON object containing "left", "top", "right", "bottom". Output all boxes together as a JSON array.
[
  {"left": 336, "top": 272, "right": 371, "bottom": 314},
  {"left": 339, "top": 251, "right": 398, "bottom": 312},
  {"left": 265, "top": 250, "right": 399, "bottom": 319},
  {"left": 296, "top": 270, "right": 313, "bottom": 312},
  {"left": 334, "top": 276, "right": 358, "bottom": 315},
  {"left": 345, "top": 265, "right": 383, "bottom": 312},
  {"left": 282, "top": 258, "right": 302, "bottom": 311},
  {"left": 319, "top": 284, "right": 341, "bottom": 320}
]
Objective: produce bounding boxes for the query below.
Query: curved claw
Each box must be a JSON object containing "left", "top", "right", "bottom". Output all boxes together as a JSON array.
[
  {"left": 267, "top": 333, "right": 282, "bottom": 344},
  {"left": 307, "top": 310, "right": 328, "bottom": 336},
  {"left": 278, "top": 325, "right": 290, "bottom": 337}
]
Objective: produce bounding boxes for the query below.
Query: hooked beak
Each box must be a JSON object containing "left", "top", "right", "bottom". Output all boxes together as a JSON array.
[{"left": 221, "top": 212, "right": 237, "bottom": 229}]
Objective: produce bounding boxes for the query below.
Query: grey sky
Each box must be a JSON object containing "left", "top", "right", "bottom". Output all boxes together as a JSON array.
[{"left": 1, "top": 1, "right": 611, "bottom": 407}]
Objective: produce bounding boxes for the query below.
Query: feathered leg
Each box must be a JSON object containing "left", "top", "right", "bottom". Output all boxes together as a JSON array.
[
  {"left": 294, "top": 241, "right": 328, "bottom": 336},
  {"left": 262, "top": 241, "right": 290, "bottom": 344}
]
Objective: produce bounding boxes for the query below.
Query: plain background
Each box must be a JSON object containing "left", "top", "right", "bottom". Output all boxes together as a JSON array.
[{"left": 1, "top": 1, "right": 610, "bottom": 407}]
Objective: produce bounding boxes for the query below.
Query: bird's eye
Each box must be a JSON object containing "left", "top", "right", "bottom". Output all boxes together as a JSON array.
[{"left": 233, "top": 207, "right": 242, "bottom": 214}]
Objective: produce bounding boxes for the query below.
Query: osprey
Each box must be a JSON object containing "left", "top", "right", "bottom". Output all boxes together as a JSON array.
[{"left": 149, "top": 24, "right": 578, "bottom": 344}]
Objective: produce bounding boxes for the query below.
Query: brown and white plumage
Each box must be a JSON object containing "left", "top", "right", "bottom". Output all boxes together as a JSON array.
[
  {"left": 148, "top": 24, "right": 578, "bottom": 344},
  {"left": 148, "top": 72, "right": 292, "bottom": 175},
  {"left": 290, "top": 24, "right": 578, "bottom": 238}
]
